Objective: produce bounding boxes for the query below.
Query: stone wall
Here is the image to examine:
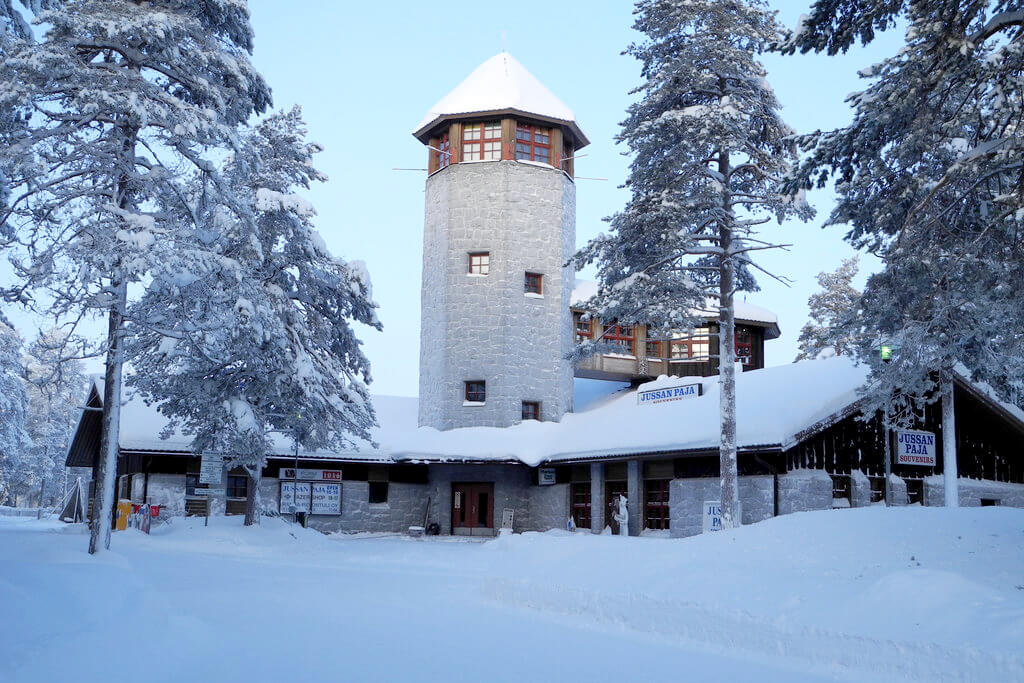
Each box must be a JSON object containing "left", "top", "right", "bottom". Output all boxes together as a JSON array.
[
  {"left": 419, "top": 160, "right": 575, "bottom": 430},
  {"left": 777, "top": 469, "right": 833, "bottom": 515},
  {"left": 922, "top": 477, "right": 1024, "bottom": 507},
  {"left": 669, "top": 475, "right": 774, "bottom": 538},
  {"left": 850, "top": 469, "right": 873, "bottom": 507},
  {"left": 529, "top": 482, "right": 569, "bottom": 531}
]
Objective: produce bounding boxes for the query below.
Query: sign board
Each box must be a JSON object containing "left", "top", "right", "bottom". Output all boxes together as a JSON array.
[
  {"left": 190, "top": 488, "right": 223, "bottom": 497},
  {"left": 501, "top": 508, "right": 515, "bottom": 529},
  {"left": 538, "top": 468, "right": 556, "bottom": 486},
  {"left": 311, "top": 483, "right": 341, "bottom": 515},
  {"left": 637, "top": 382, "right": 702, "bottom": 406},
  {"left": 279, "top": 468, "right": 342, "bottom": 481},
  {"left": 198, "top": 455, "right": 224, "bottom": 484},
  {"left": 894, "top": 429, "right": 937, "bottom": 466},
  {"left": 279, "top": 481, "right": 311, "bottom": 514},
  {"left": 702, "top": 501, "right": 741, "bottom": 533}
]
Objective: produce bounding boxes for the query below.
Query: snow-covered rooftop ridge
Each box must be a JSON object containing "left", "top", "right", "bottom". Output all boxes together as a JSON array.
[
  {"left": 414, "top": 53, "right": 581, "bottom": 138},
  {"left": 570, "top": 278, "right": 779, "bottom": 326}
]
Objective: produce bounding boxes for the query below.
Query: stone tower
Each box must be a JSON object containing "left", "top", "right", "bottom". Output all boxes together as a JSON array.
[{"left": 413, "top": 53, "right": 588, "bottom": 430}]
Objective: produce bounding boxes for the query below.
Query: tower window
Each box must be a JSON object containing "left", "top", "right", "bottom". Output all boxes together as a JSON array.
[
  {"left": 522, "top": 401, "right": 540, "bottom": 421},
  {"left": 437, "top": 132, "right": 451, "bottom": 170},
  {"left": 463, "top": 121, "right": 502, "bottom": 161},
  {"left": 670, "top": 328, "right": 710, "bottom": 360},
  {"left": 524, "top": 272, "right": 543, "bottom": 295},
  {"left": 515, "top": 124, "right": 551, "bottom": 164},
  {"left": 465, "top": 380, "right": 486, "bottom": 403},
  {"left": 735, "top": 327, "right": 753, "bottom": 366},
  {"left": 602, "top": 323, "right": 635, "bottom": 355},
  {"left": 468, "top": 252, "right": 490, "bottom": 275},
  {"left": 645, "top": 339, "right": 663, "bottom": 359},
  {"left": 574, "top": 313, "right": 592, "bottom": 342}
]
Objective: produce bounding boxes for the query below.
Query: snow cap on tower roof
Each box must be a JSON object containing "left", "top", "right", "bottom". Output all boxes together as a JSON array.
[{"left": 413, "top": 52, "right": 589, "bottom": 148}]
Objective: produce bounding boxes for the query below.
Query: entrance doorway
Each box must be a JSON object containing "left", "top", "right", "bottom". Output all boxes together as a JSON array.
[
  {"left": 605, "top": 481, "right": 628, "bottom": 534},
  {"left": 451, "top": 483, "right": 494, "bottom": 536}
]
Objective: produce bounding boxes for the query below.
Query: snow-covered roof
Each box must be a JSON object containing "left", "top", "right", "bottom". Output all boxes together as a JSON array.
[
  {"left": 413, "top": 53, "right": 589, "bottom": 147},
  {"left": 570, "top": 278, "right": 781, "bottom": 338},
  {"left": 80, "top": 357, "right": 1024, "bottom": 469}
]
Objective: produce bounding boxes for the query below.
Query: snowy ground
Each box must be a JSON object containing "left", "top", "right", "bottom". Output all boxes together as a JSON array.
[{"left": 2, "top": 507, "right": 1022, "bottom": 682}]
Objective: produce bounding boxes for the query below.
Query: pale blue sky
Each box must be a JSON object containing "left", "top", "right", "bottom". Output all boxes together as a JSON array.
[{"left": 5, "top": 1, "right": 903, "bottom": 397}]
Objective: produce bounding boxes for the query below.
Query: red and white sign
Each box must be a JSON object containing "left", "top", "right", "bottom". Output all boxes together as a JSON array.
[{"left": 279, "top": 468, "right": 342, "bottom": 481}]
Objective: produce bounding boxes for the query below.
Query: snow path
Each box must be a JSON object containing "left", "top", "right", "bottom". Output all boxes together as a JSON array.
[{"left": 2, "top": 507, "right": 1022, "bottom": 682}]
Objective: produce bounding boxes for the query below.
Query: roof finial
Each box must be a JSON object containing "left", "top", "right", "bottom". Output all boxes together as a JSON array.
[{"left": 501, "top": 30, "right": 507, "bottom": 54}]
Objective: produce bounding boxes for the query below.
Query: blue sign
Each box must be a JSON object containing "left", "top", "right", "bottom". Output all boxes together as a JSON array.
[{"left": 637, "top": 382, "right": 702, "bottom": 405}]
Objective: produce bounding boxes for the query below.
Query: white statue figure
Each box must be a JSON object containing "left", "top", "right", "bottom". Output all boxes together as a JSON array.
[{"left": 612, "top": 494, "right": 629, "bottom": 536}]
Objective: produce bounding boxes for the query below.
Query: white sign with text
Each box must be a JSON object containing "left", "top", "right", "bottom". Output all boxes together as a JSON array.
[
  {"left": 637, "top": 382, "right": 702, "bottom": 406},
  {"left": 895, "top": 430, "right": 937, "bottom": 466},
  {"left": 279, "top": 481, "right": 311, "bottom": 514},
  {"left": 311, "top": 483, "right": 341, "bottom": 515}
]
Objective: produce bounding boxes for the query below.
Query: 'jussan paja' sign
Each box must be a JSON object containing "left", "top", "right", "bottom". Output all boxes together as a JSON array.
[
  {"left": 637, "top": 382, "right": 702, "bottom": 405},
  {"left": 895, "top": 430, "right": 937, "bottom": 466}
]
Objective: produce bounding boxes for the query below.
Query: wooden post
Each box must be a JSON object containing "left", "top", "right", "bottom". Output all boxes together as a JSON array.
[
  {"left": 501, "top": 118, "right": 515, "bottom": 160},
  {"left": 449, "top": 122, "right": 462, "bottom": 165}
]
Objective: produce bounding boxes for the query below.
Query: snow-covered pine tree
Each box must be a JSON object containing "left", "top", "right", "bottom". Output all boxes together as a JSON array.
[
  {"left": 127, "top": 108, "right": 381, "bottom": 526},
  {"left": 573, "top": 0, "right": 812, "bottom": 528},
  {"left": 0, "top": 1, "right": 271, "bottom": 552},
  {"left": 794, "top": 256, "right": 861, "bottom": 361},
  {"left": 779, "top": 1, "right": 1024, "bottom": 503},
  {"left": 0, "top": 312, "right": 31, "bottom": 505},
  {"left": 24, "top": 329, "right": 86, "bottom": 507}
]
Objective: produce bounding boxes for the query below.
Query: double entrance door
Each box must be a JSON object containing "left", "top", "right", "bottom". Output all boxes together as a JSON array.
[{"left": 451, "top": 482, "right": 494, "bottom": 536}]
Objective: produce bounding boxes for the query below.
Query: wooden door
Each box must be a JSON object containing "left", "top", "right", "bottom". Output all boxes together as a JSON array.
[{"left": 451, "top": 483, "right": 494, "bottom": 535}]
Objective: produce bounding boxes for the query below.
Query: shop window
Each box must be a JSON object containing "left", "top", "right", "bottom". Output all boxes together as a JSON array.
[
  {"left": 570, "top": 482, "right": 591, "bottom": 529},
  {"left": 515, "top": 124, "right": 551, "bottom": 164},
  {"left": 226, "top": 475, "right": 248, "bottom": 499},
  {"left": 670, "top": 328, "right": 710, "bottom": 360},
  {"left": 736, "top": 327, "right": 753, "bottom": 366},
  {"left": 644, "top": 479, "right": 671, "bottom": 530},
  {"left": 602, "top": 323, "right": 635, "bottom": 355},
  {"left": 437, "top": 132, "right": 451, "bottom": 170},
  {"left": 522, "top": 401, "right": 540, "bottom": 421},
  {"left": 465, "top": 380, "right": 486, "bottom": 403},
  {"left": 463, "top": 121, "right": 501, "bottom": 161},
  {"left": 468, "top": 251, "right": 490, "bottom": 275},
  {"left": 645, "top": 339, "right": 663, "bottom": 359},
  {"left": 368, "top": 481, "right": 389, "bottom": 504},
  {"left": 574, "top": 313, "right": 592, "bottom": 343},
  {"left": 524, "top": 272, "right": 543, "bottom": 295}
]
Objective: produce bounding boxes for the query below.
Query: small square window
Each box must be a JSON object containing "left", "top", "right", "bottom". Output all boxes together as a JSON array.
[
  {"left": 368, "top": 481, "right": 389, "bottom": 504},
  {"left": 524, "top": 272, "right": 543, "bottom": 295},
  {"left": 226, "top": 475, "right": 248, "bottom": 499},
  {"left": 522, "top": 401, "right": 540, "bottom": 421},
  {"left": 469, "top": 252, "right": 489, "bottom": 275},
  {"left": 465, "top": 380, "right": 486, "bottom": 403}
]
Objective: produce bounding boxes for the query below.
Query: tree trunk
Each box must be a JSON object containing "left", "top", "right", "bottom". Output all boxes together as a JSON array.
[
  {"left": 244, "top": 469, "right": 260, "bottom": 526},
  {"left": 942, "top": 380, "right": 959, "bottom": 507},
  {"left": 718, "top": 147, "right": 740, "bottom": 529},
  {"left": 88, "top": 278, "right": 128, "bottom": 554}
]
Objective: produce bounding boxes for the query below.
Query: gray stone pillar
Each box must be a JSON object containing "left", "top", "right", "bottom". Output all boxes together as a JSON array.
[
  {"left": 590, "top": 462, "right": 604, "bottom": 533},
  {"left": 627, "top": 460, "right": 642, "bottom": 536}
]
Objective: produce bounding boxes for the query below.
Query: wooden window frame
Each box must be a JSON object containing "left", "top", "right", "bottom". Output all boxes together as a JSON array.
[
  {"left": 468, "top": 251, "right": 490, "bottom": 275},
  {"left": 226, "top": 474, "right": 248, "bottom": 500},
  {"left": 735, "top": 327, "right": 753, "bottom": 366},
  {"left": 645, "top": 339, "right": 663, "bottom": 359},
  {"left": 670, "top": 328, "right": 710, "bottom": 361},
  {"left": 644, "top": 479, "right": 671, "bottom": 530},
  {"left": 515, "top": 123, "right": 552, "bottom": 164},
  {"left": 524, "top": 272, "right": 543, "bottom": 295},
  {"left": 574, "top": 313, "right": 592, "bottom": 342},
  {"left": 462, "top": 121, "right": 502, "bottom": 161},
  {"left": 437, "top": 132, "right": 451, "bottom": 170},
  {"left": 465, "top": 380, "right": 486, "bottom": 403},
  {"left": 570, "top": 481, "right": 591, "bottom": 529},
  {"left": 521, "top": 401, "right": 540, "bottom": 421},
  {"left": 602, "top": 323, "right": 635, "bottom": 355}
]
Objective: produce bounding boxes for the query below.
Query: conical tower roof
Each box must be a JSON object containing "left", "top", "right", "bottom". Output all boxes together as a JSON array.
[{"left": 413, "top": 53, "right": 588, "bottom": 148}]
